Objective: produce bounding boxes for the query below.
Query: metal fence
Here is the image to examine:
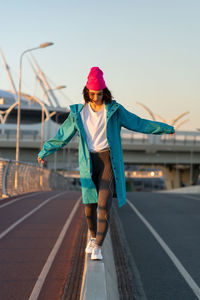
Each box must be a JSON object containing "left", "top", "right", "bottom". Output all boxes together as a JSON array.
[
  {"left": 120, "top": 129, "right": 200, "bottom": 146},
  {"left": 0, "top": 158, "right": 71, "bottom": 199}
]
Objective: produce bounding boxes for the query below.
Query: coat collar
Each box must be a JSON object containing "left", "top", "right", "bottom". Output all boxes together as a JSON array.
[
  {"left": 69, "top": 103, "right": 84, "bottom": 114},
  {"left": 105, "top": 100, "right": 119, "bottom": 119},
  {"left": 70, "top": 100, "right": 119, "bottom": 120}
]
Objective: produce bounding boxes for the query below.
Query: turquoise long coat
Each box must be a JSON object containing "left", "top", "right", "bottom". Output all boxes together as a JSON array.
[{"left": 38, "top": 100, "right": 174, "bottom": 207}]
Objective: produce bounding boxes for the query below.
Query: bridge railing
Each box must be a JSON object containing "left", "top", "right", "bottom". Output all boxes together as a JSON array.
[
  {"left": 0, "top": 129, "right": 40, "bottom": 141},
  {"left": 1, "top": 126, "right": 200, "bottom": 147},
  {"left": 0, "top": 158, "right": 71, "bottom": 199},
  {"left": 120, "top": 129, "right": 200, "bottom": 146}
]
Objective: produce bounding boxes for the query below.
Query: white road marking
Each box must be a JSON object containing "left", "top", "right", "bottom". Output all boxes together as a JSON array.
[
  {"left": 0, "top": 192, "right": 41, "bottom": 209},
  {"left": 159, "top": 192, "right": 200, "bottom": 201},
  {"left": 0, "top": 192, "right": 66, "bottom": 240},
  {"left": 181, "top": 194, "right": 200, "bottom": 201},
  {"left": 28, "top": 196, "right": 82, "bottom": 300},
  {"left": 126, "top": 198, "right": 200, "bottom": 300}
]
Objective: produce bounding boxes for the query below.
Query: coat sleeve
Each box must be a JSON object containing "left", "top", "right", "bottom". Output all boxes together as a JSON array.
[
  {"left": 118, "top": 104, "right": 175, "bottom": 135},
  {"left": 38, "top": 112, "right": 77, "bottom": 159}
]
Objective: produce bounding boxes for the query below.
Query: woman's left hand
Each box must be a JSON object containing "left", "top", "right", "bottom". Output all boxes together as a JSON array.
[{"left": 170, "top": 130, "right": 175, "bottom": 136}]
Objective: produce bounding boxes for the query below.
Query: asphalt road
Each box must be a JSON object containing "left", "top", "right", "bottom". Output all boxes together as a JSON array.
[
  {"left": 0, "top": 190, "right": 84, "bottom": 300},
  {"left": 115, "top": 192, "right": 200, "bottom": 300}
]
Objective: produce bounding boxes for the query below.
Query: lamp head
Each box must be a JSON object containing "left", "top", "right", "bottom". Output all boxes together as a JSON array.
[
  {"left": 56, "top": 85, "right": 67, "bottom": 90},
  {"left": 39, "top": 42, "right": 54, "bottom": 48}
]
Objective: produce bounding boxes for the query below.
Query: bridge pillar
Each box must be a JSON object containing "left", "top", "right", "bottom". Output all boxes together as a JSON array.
[
  {"left": 160, "top": 165, "right": 180, "bottom": 190},
  {"left": 160, "top": 164, "right": 200, "bottom": 190},
  {"left": 191, "top": 164, "right": 200, "bottom": 185}
]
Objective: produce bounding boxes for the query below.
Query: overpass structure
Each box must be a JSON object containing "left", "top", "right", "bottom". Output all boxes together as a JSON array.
[
  {"left": 121, "top": 129, "right": 200, "bottom": 189},
  {"left": 0, "top": 129, "right": 200, "bottom": 190},
  {"left": 1, "top": 50, "right": 199, "bottom": 190}
]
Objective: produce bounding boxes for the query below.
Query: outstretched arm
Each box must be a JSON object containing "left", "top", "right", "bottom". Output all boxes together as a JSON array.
[
  {"left": 38, "top": 112, "right": 77, "bottom": 160},
  {"left": 118, "top": 104, "right": 175, "bottom": 135}
]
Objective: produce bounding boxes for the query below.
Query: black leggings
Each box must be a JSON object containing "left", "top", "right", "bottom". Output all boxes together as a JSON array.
[{"left": 84, "top": 149, "right": 114, "bottom": 246}]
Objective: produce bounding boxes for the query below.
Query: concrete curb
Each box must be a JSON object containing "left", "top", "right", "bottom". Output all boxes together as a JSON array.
[
  {"left": 159, "top": 185, "right": 200, "bottom": 194},
  {"left": 102, "top": 228, "right": 120, "bottom": 300},
  {"left": 80, "top": 230, "right": 119, "bottom": 300}
]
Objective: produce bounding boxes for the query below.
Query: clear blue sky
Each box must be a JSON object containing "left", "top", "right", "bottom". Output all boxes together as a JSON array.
[{"left": 1, "top": 0, "right": 200, "bottom": 130}]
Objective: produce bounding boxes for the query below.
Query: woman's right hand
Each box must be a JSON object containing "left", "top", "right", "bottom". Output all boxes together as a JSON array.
[{"left": 38, "top": 156, "right": 45, "bottom": 165}]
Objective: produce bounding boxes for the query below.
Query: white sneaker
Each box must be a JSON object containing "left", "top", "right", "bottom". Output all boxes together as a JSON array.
[
  {"left": 91, "top": 245, "right": 103, "bottom": 260},
  {"left": 85, "top": 238, "right": 96, "bottom": 254}
]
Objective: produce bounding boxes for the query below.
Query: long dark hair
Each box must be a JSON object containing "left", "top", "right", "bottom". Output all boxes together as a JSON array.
[{"left": 82, "top": 86, "right": 113, "bottom": 104}]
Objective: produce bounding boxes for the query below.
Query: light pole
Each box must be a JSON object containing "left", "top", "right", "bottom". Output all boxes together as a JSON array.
[
  {"left": 15, "top": 42, "right": 53, "bottom": 189},
  {"left": 41, "top": 85, "right": 66, "bottom": 149}
]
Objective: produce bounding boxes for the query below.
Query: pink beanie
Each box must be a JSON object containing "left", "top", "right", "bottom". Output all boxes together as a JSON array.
[{"left": 86, "top": 67, "right": 106, "bottom": 91}]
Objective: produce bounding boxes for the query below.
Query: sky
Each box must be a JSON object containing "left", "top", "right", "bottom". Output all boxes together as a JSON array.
[{"left": 0, "top": 0, "right": 200, "bottom": 131}]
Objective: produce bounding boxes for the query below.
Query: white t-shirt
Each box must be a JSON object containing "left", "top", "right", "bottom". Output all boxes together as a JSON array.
[{"left": 80, "top": 103, "right": 109, "bottom": 152}]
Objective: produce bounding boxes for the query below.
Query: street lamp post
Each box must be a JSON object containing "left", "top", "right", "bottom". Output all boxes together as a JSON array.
[{"left": 15, "top": 42, "right": 53, "bottom": 189}]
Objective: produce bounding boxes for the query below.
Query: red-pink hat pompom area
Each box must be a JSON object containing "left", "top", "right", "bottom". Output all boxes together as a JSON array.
[{"left": 86, "top": 67, "right": 106, "bottom": 91}]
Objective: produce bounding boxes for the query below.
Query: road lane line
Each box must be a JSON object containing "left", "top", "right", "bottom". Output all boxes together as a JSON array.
[
  {"left": 126, "top": 198, "right": 200, "bottom": 300},
  {"left": 0, "top": 192, "right": 42, "bottom": 209},
  {"left": 181, "top": 195, "right": 200, "bottom": 201},
  {"left": 158, "top": 192, "right": 200, "bottom": 201},
  {"left": 28, "top": 196, "right": 82, "bottom": 300},
  {"left": 0, "top": 192, "right": 66, "bottom": 240}
]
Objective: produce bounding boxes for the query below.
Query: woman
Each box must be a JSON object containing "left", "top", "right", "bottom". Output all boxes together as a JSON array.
[{"left": 38, "top": 67, "right": 175, "bottom": 260}]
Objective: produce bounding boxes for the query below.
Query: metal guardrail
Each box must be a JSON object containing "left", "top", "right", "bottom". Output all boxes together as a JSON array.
[
  {"left": 1, "top": 128, "right": 200, "bottom": 147},
  {"left": 120, "top": 130, "right": 200, "bottom": 146},
  {"left": 0, "top": 129, "right": 40, "bottom": 141},
  {"left": 0, "top": 158, "right": 70, "bottom": 199}
]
